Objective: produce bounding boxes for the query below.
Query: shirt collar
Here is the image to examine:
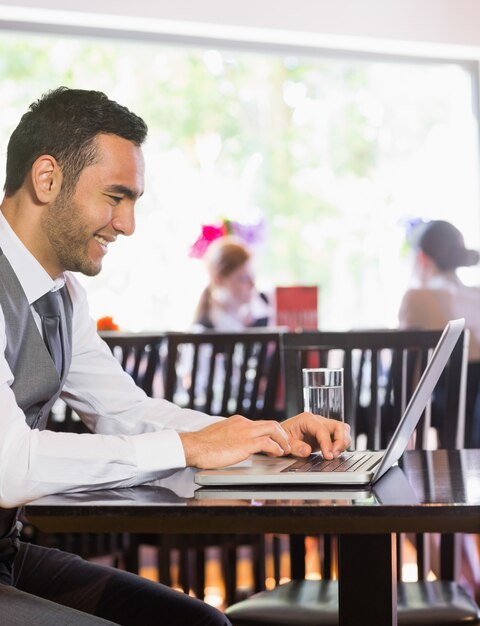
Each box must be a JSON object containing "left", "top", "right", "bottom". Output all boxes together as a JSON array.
[
  {"left": 0, "top": 210, "right": 65, "bottom": 304},
  {"left": 425, "top": 274, "right": 460, "bottom": 290}
]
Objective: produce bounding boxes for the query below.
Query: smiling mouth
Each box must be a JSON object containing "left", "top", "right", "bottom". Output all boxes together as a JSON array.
[{"left": 94, "top": 234, "right": 109, "bottom": 249}]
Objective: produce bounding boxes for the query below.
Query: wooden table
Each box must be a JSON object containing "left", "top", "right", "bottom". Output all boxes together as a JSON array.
[{"left": 25, "top": 449, "right": 480, "bottom": 626}]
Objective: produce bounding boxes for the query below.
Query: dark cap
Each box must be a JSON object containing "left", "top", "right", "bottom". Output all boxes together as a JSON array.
[{"left": 413, "top": 220, "right": 479, "bottom": 271}]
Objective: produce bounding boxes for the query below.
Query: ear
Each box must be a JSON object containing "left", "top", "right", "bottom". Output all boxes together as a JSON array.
[
  {"left": 418, "top": 250, "right": 434, "bottom": 268},
  {"left": 31, "top": 155, "right": 63, "bottom": 203},
  {"left": 211, "top": 274, "right": 225, "bottom": 288}
]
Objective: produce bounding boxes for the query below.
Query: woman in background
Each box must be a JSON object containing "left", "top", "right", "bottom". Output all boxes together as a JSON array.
[
  {"left": 399, "top": 219, "right": 480, "bottom": 603},
  {"left": 398, "top": 219, "right": 480, "bottom": 448},
  {"left": 192, "top": 236, "right": 272, "bottom": 331}
]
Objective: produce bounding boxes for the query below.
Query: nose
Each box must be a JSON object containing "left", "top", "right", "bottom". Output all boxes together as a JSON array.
[{"left": 112, "top": 203, "right": 135, "bottom": 237}]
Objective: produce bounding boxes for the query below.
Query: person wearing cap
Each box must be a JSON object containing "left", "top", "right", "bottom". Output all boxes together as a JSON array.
[
  {"left": 399, "top": 219, "right": 480, "bottom": 603},
  {"left": 398, "top": 219, "right": 480, "bottom": 447}
]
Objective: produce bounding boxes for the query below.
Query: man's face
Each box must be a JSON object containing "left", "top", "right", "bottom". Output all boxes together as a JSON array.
[{"left": 41, "top": 133, "right": 145, "bottom": 277}]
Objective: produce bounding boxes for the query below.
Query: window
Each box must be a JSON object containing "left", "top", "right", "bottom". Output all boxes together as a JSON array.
[{"left": 1, "top": 30, "right": 478, "bottom": 330}]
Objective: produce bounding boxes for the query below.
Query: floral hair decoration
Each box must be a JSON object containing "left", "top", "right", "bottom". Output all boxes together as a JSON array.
[{"left": 189, "top": 218, "right": 265, "bottom": 259}]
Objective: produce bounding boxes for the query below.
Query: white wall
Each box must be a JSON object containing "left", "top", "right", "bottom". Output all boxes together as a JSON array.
[{"left": 1, "top": 0, "right": 480, "bottom": 56}]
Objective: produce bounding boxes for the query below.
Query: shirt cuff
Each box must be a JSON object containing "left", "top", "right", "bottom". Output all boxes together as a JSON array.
[{"left": 130, "top": 430, "right": 187, "bottom": 473}]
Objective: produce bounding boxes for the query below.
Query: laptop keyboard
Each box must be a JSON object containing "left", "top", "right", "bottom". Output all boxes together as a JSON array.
[{"left": 282, "top": 452, "right": 379, "bottom": 473}]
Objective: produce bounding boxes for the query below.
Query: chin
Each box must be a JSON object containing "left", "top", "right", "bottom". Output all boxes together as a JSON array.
[
  {"left": 73, "top": 259, "right": 103, "bottom": 277},
  {"left": 85, "top": 264, "right": 102, "bottom": 277}
]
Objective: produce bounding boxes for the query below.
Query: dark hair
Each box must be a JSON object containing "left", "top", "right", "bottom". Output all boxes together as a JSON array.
[
  {"left": 414, "top": 220, "right": 480, "bottom": 271},
  {"left": 4, "top": 87, "right": 148, "bottom": 196}
]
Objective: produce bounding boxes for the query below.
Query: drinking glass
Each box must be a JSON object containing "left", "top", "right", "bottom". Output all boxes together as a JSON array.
[{"left": 302, "top": 367, "right": 344, "bottom": 422}]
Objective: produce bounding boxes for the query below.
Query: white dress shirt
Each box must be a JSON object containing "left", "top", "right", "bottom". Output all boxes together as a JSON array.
[{"left": 0, "top": 211, "right": 220, "bottom": 507}]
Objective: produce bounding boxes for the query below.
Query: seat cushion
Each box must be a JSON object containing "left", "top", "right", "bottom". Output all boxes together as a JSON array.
[
  {"left": 226, "top": 580, "right": 337, "bottom": 626},
  {"left": 225, "top": 580, "right": 480, "bottom": 626}
]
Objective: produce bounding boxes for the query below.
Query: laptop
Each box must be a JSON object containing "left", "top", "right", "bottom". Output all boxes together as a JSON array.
[
  {"left": 195, "top": 484, "right": 376, "bottom": 503},
  {"left": 194, "top": 464, "right": 419, "bottom": 506},
  {"left": 195, "top": 319, "right": 464, "bottom": 487}
]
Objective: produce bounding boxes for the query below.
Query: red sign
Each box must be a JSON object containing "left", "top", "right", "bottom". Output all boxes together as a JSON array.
[{"left": 275, "top": 286, "right": 318, "bottom": 331}]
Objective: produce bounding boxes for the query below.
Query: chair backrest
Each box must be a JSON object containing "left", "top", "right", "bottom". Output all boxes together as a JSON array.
[
  {"left": 100, "top": 332, "right": 166, "bottom": 397},
  {"left": 162, "top": 330, "right": 282, "bottom": 419},
  {"left": 281, "top": 328, "right": 468, "bottom": 451}
]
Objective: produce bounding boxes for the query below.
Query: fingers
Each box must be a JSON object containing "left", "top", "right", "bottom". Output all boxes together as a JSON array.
[
  {"left": 283, "top": 412, "right": 351, "bottom": 459},
  {"left": 254, "top": 435, "right": 290, "bottom": 457},
  {"left": 331, "top": 420, "right": 352, "bottom": 455},
  {"left": 289, "top": 439, "right": 312, "bottom": 457},
  {"left": 317, "top": 419, "right": 351, "bottom": 459},
  {"left": 244, "top": 418, "right": 292, "bottom": 456},
  {"left": 180, "top": 415, "right": 292, "bottom": 468}
]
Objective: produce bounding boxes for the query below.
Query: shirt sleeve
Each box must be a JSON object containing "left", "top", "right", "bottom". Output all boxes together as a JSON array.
[{"left": 0, "top": 276, "right": 222, "bottom": 508}]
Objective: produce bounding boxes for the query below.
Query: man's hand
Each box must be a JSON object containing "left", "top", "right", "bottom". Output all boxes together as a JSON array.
[
  {"left": 281, "top": 412, "right": 351, "bottom": 460},
  {"left": 179, "top": 412, "right": 351, "bottom": 469},
  {"left": 179, "top": 415, "right": 291, "bottom": 469}
]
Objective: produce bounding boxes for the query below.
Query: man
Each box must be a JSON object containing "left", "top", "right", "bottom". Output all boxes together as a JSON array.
[{"left": 0, "top": 87, "right": 351, "bottom": 625}]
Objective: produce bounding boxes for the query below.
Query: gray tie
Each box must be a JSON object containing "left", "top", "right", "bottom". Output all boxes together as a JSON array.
[{"left": 33, "top": 289, "right": 64, "bottom": 377}]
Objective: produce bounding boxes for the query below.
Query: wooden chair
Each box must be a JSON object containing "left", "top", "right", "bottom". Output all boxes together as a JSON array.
[
  {"left": 159, "top": 330, "right": 283, "bottom": 604},
  {"left": 281, "top": 329, "right": 469, "bottom": 451},
  {"left": 226, "top": 328, "right": 480, "bottom": 625}
]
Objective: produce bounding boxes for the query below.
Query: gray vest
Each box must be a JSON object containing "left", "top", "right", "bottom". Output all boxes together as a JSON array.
[{"left": 0, "top": 246, "right": 73, "bottom": 581}]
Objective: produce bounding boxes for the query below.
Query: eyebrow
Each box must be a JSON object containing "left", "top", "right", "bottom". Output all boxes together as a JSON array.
[{"left": 104, "top": 185, "right": 143, "bottom": 200}]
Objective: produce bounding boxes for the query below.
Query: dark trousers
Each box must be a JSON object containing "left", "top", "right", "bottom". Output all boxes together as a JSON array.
[{"left": 0, "top": 542, "right": 231, "bottom": 626}]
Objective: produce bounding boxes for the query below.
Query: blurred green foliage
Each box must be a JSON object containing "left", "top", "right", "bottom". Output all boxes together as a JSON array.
[{"left": 0, "top": 32, "right": 471, "bottom": 329}]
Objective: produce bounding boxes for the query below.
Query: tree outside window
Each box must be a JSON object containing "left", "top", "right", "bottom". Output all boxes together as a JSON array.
[{"left": 0, "top": 32, "right": 478, "bottom": 330}]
